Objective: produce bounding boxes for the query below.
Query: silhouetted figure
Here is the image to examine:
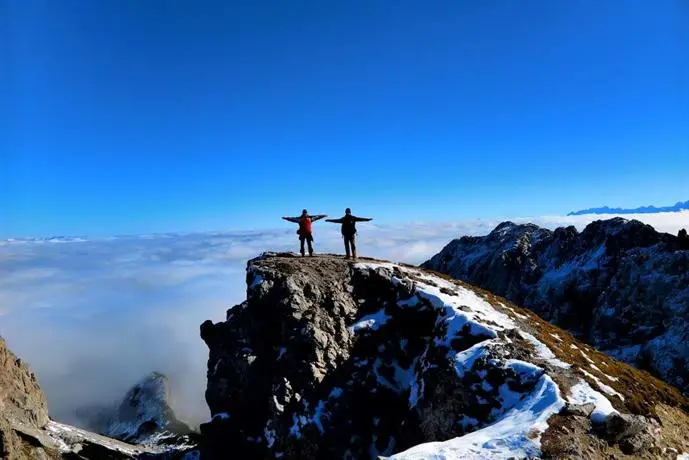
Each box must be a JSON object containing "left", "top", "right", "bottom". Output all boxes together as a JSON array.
[
  {"left": 282, "top": 209, "right": 327, "bottom": 256},
  {"left": 678, "top": 228, "right": 689, "bottom": 250},
  {"left": 326, "top": 208, "right": 372, "bottom": 259}
]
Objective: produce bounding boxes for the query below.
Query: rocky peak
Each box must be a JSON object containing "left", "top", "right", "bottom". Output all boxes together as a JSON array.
[
  {"left": 423, "top": 218, "right": 689, "bottom": 397},
  {"left": 580, "top": 217, "right": 670, "bottom": 251},
  {"left": 198, "top": 252, "right": 689, "bottom": 459},
  {"left": 102, "top": 372, "right": 195, "bottom": 445}
]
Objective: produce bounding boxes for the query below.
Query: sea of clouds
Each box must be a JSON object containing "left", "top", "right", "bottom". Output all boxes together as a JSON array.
[{"left": 1, "top": 211, "right": 687, "bottom": 430}]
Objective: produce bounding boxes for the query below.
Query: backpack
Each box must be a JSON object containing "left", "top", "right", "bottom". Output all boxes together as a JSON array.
[
  {"left": 299, "top": 216, "right": 312, "bottom": 234},
  {"left": 341, "top": 215, "right": 356, "bottom": 236}
]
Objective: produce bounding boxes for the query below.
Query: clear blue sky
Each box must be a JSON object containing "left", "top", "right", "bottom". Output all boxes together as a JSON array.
[{"left": 3, "top": 0, "right": 688, "bottom": 237}]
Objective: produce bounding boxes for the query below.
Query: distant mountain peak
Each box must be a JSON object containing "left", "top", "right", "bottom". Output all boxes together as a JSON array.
[{"left": 568, "top": 200, "right": 689, "bottom": 216}]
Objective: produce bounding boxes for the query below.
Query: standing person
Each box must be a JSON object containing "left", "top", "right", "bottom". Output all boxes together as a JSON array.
[
  {"left": 326, "top": 208, "right": 373, "bottom": 259},
  {"left": 282, "top": 209, "right": 327, "bottom": 256}
]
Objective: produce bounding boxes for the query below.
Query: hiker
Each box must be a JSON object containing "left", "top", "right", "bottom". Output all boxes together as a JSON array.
[
  {"left": 326, "top": 208, "right": 372, "bottom": 259},
  {"left": 282, "top": 209, "right": 327, "bottom": 256}
]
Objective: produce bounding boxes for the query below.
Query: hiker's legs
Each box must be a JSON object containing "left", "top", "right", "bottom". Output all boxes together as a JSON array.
[
  {"left": 300, "top": 236, "right": 306, "bottom": 256},
  {"left": 344, "top": 236, "right": 351, "bottom": 258},
  {"left": 344, "top": 235, "right": 356, "bottom": 258},
  {"left": 307, "top": 236, "right": 313, "bottom": 256}
]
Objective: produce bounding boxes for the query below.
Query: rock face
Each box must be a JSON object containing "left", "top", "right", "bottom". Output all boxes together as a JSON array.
[
  {"left": 0, "top": 336, "right": 52, "bottom": 459},
  {"left": 199, "top": 252, "right": 689, "bottom": 459},
  {"left": 0, "top": 337, "right": 197, "bottom": 459},
  {"left": 422, "top": 218, "right": 689, "bottom": 395},
  {"left": 94, "top": 372, "right": 195, "bottom": 446}
]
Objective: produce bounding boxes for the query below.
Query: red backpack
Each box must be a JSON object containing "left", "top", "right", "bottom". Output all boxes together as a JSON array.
[{"left": 300, "top": 216, "right": 312, "bottom": 234}]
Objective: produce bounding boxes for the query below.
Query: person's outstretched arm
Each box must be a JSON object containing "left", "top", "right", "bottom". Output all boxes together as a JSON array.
[
  {"left": 325, "top": 217, "right": 344, "bottom": 223},
  {"left": 282, "top": 216, "right": 300, "bottom": 223},
  {"left": 311, "top": 214, "right": 328, "bottom": 222},
  {"left": 353, "top": 216, "right": 373, "bottom": 222}
]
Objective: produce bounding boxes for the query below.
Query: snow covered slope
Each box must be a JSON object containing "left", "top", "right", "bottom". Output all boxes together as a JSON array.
[
  {"left": 423, "top": 217, "right": 689, "bottom": 396},
  {"left": 199, "top": 252, "right": 689, "bottom": 459}
]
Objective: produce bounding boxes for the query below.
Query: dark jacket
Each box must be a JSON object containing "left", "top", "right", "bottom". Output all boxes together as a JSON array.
[{"left": 326, "top": 214, "right": 372, "bottom": 237}]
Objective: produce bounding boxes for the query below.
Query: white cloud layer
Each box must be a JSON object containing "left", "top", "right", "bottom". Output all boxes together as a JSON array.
[{"left": 0, "top": 211, "right": 687, "bottom": 429}]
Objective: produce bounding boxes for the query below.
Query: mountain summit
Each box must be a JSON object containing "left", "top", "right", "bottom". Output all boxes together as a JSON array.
[{"left": 198, "top": 252, "right": 689, "bottom": 459}]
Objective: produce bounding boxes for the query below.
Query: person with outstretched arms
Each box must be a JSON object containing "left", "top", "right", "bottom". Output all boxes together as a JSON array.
[
  {"left": 326, "top": 208, "right": 372, "bottom": 259},
  {"left": 282, "top": 209, "right": 327, "bottom": 256}
]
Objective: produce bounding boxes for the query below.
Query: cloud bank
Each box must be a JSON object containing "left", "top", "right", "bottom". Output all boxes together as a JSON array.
[{"left": 0, "top": 211, "right": 687, "bottom": 430}]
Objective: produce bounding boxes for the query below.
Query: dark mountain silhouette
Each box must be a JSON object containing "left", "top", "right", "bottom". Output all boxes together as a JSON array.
[{"left": 568, "top": 200, "right": 689, "bottom": 216}]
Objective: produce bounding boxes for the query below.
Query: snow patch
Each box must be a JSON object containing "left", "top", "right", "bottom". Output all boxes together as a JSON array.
[
  {"left": 277, "top": 347, "right": 287, "bottom": 360},
  {"left": 579, "top": 350, "right": 595, "bottom": 364},
  {"left": 349, "top": 308, "right": 391, "bottom": 333},
  {"left": 45, "top": 421, "right": 156, "bottom": 456},
  {"left": 504, "top": 305, "right": 528, "bottom": 320},
  {"left": 389, "top": 375, "right": 565, "bottom": 459},
  {"left": 580, "top": 369, "right": 624, "bottom": 401},
  {"left": 519, "top": 331, "right": 571, "bottom": 368},
  {"left": 590, "top": 364, "right": 619, "bottom": 381},
  {"left": 373, "top": 357, "right": 417, "bottom": 393},
  {"left": 567, "top": 380, "right": 618, "bottom": 424},
  {"left": 249, "top": 272, "right": 265, "bottom": 289},
  {"left": 453, "top": 343, "right": 491, "bottom": 378}
]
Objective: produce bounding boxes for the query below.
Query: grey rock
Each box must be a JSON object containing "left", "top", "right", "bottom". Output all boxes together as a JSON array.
[
  {"left": 597, "top": 412, "right": 647, "bottom": 441},
  {"left": 562, "top": 403, "right": 596, "bottom": 418},
  {"left": 103, "top": 372, "right": 195, "bottom": 445},
  {"left": 0, "top": 337, "right": 49, "bottom": 429}
]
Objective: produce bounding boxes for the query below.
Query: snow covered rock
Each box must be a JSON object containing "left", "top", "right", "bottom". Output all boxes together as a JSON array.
[
  {"left": 423, "top": 218, "right": 689, "bottom": 395},
  {"left": 199, "top": 252, "right": 689, "bottom": 459},
  {"left": 96, "top": 372, "right": 196, "bottom": 446}
]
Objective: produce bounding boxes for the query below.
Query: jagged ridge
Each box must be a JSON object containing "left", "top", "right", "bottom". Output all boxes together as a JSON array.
[{"left": 422, "top": 217, "right": 689, "bottom": 397}]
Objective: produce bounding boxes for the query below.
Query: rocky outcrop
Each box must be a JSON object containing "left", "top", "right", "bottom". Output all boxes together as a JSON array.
[
  {"left": 79, "top": 372, "right": 195, "bottom": 446},
  {"left": 0, "top": 337, "right": 198, "bottom": 459},
  {"left": 198, "top": 252, "right": 689, "bottom": 459},
  {"left": 1, "top": 335, "right": 53, "bottom": 459},
  {"left": 422, "top": 218, "right": 689, "bottom": 395}
]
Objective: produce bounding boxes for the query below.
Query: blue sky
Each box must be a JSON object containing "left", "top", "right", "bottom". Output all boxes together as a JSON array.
[{"left": 3, "top": 0, "right": 688, "bottom": 238}]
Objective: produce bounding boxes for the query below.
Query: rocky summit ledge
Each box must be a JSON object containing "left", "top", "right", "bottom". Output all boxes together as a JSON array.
[{"left": 199, "top": 252, "right": 689, "bottom": 459}]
